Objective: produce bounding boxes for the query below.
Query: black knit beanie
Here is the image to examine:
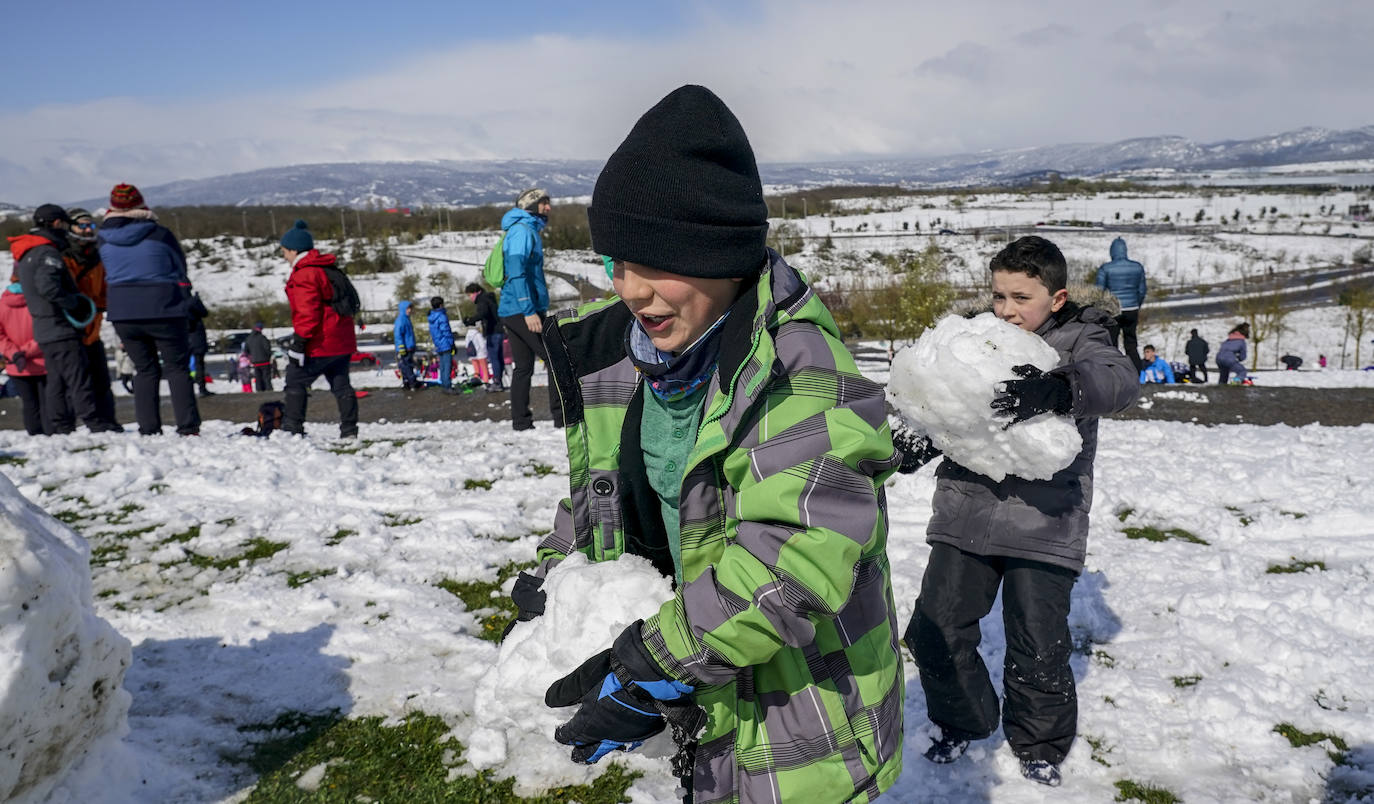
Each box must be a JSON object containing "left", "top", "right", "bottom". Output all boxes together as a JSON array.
[{"left": 588, "top": 85, "right": 769, "bottom": 279}]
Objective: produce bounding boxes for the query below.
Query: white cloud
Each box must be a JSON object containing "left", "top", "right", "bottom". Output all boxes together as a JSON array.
[{"left": 1, "top": 0, "right": 1370, "bottom": 203}]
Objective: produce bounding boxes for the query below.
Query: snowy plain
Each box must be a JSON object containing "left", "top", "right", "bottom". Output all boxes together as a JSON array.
[{"left": 1, "top": 405, "right": 1371, "bottom": 801}]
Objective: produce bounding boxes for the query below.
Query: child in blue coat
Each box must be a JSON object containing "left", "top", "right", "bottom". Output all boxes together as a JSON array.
[{"left": 427, "top": 296, "right": 456, "bottom": 391}]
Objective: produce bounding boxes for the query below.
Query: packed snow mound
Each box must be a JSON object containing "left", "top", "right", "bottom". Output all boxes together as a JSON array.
[
  {"left": 0, "top": 472, "right": 132, "bottom": 804},
  {"left": 888, "top": 313, "right": 1082, "bottom": 482},
  {"left": 457, "top": 552, "right": 677, "bottom": 796}
]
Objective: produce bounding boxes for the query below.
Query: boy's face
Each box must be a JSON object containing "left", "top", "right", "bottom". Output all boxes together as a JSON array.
[
  {"left": 613, "top": 261, "right": 741, "bottom": 355},
  {"left": 1143, "top": 347, "right": 1156, "bottom": 362},
  {"left": 991, "top": 269, "right": 1067, "bottom": 332}
]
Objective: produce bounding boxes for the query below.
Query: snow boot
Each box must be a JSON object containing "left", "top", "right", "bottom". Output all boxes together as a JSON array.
[
  {"left": 1020, "top": 759, "right": 1062, "bottom": 787},
  {"left": 923, "top": 733, "right": 970, "bottom": 764}
]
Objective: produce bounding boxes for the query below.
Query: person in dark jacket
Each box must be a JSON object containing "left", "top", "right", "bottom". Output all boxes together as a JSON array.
[
  {"left": 1216, "top": 322, "right": 1250, "bottom": 385},
  {"left": 187, "top": 292, "right": 214, "bottom": 397},
  {"left": 1185, "top": 328, "right": 1210, "bottom": 383},
  {"left": 97, "top": 183, "right": 200, "bottom": 435},
  {"left": 497, "top": 189, "right": 563, "bottom": 430},
  {"left": 899, "top": 236, "right": 1138, "bottom": 787},
  {"left": 1094, "top": 237, "right": 1147, "bottom": 371},
  {"left": 463, "top": 282, "right": 504, "bottom": 390},
  {"left": 427, "top": 296, "right": 456, "bottom": 391},
  {"left": 10, "top": 205, "right": 117, "bottom": 434},
  {"left": 244, "top": 323, "right": 274, "bottom": 392},
  {"left": 62, "top": 208, "right": 119, "bottom": 426},
  {"left": 280, "top": 220, "right": 358, "bottom": 438}
]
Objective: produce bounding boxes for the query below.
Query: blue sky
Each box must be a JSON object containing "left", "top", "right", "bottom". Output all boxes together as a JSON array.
[{"left": 1, "top": 0, "right": 1371, "bottom": 204}]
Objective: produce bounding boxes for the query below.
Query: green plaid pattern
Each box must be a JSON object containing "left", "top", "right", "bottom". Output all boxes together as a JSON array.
[{"left": 540, "top": 254, "right": 904, "bottom": 803}]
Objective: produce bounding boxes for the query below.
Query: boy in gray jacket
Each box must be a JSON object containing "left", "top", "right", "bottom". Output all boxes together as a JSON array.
[{"left": 899, "top": 236, "right": 1138, "bottom": 787}]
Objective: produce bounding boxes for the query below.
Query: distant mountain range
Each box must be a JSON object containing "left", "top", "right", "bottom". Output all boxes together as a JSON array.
[{"left": 49, "top": 125, "right": 1374, "bottom": 210}]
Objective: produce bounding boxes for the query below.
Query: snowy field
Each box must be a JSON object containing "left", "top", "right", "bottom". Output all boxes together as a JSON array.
[{"left": 2, "top": 413, "right": 1372, "bottom": 803}]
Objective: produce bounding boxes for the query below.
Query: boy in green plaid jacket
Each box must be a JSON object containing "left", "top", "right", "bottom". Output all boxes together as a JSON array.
[{"left": 514, "top": 85, "right": 905, "bottom": 804}]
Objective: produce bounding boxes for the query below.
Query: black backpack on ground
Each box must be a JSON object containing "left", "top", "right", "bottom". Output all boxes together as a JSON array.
[{"left": 239, "top": 401, "right": 286, "bottom": 437}]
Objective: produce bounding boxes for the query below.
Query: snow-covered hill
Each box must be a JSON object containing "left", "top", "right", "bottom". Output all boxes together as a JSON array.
[{"left": 54, "top": 126, "right": 1374, "bottom": 210}]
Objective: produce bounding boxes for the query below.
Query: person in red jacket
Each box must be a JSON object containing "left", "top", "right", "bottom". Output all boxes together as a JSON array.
[
  {"left": 280, "top": 220, "right": 358, "bottom": 438},
  {"left": 0, "top": 279, "right": 49, "bottom": 434}
]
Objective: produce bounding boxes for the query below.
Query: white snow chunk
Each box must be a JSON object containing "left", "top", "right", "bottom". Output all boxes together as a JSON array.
[
  {"left": 456, "top": 552, "right": 675, "bottom": 795},
  {"left": 294, "top": 760, "right": 333, "bottom": 792},
  {"left": 0, "top": 472, "right": 132, "bottom": 803},
  {"left": 888, "top": 313, "right": 1082, "bottom": 481}
]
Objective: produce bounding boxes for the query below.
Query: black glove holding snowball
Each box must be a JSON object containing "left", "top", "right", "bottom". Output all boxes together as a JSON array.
[
  {"left": 990, "top": 364, "right": 1072, "bottom": 428},
  {"left": 499, "top": 571, "right": 547, "bottom": 640},
  {"left": 891, "top": 424, "right": 942, "bottom": 474}
]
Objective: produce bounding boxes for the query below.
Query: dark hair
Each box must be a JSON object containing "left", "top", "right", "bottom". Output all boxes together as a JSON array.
[
  {"left": 1190, "top": 328, "right": 1198, "bottom": 337},
  {"left": 989, "top": 235, "right": 1067, "bottom": 293},
  {"left": 1143, "top": 344, "right": 1156, "bottom": 351},
  {"left": 464, "top": 282, "right": 482, "bottom": 295},
  {"left": 430, "top": 296, "right": 444, "bottom": 309},
  {"left": 1230, "top": 322, "right": 1250, "bottom": 337}
]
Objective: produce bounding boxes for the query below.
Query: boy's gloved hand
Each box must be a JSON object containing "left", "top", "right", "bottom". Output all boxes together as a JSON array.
[
  {"left": 546, "top": 621, "right": 693, "bottom": 764},
  {"left": 286, "top": 335, "right": 308, "bottom": 366},
  {"left": 499, "top": 571, "right": 547, "bottom": 640},
  {"left": 10, "top": 352, "right": 25, "bottom": 372},
  {"left": 398, "top": 346, "right": 409, "bottom": 357},
  {"left": 892, "top": 425, "right": 941, "bottom": 474},
  {"left": 991, "top": 364, "right": 1072, "bottom": 427}
]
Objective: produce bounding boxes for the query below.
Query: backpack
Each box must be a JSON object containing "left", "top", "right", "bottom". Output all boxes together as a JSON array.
[
  {"left": 481, "top": 222, "right": 533, "bottom": 289},
  {"left": 323, "top": 265, "right": 361, "bottom": 317}
]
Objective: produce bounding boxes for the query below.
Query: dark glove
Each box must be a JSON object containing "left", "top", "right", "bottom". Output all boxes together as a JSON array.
[
  {"left": 990, "top": 364, "right": 1072, "bottom": 428},
  {"left": 499, "top": 571, "right": 546, "bottom": 640},
  {"left": 9, "top": 352, "right": 25, "bottom": 372},
  {"left": 546, "top": 621, "right": 693, "bottom": 764},
  {"left": 286, "top": 335, "right": 308, "bottom": 366},
  {"left": 892, "top": 425, "right": 941, "bottom": 474}
]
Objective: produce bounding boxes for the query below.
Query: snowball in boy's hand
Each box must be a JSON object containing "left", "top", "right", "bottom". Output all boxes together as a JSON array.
[
  {"left": 888, "top": 313, "right": 1082, "bottom": 482},
  {"left": 455, "top": 552, "right": 676, "bottom": 795}
]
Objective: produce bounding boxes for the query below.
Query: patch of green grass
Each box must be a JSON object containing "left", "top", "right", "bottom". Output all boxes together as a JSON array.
[
  {"left": 90, "top": 541, "right": 128, "bottom": 568},
  {"left": 83, "top": 471, "right": 100, "bottom": 479},
  {"left": 1279, "top": 510, "right": 1307, "bottom": 519},
  {"left": 527, "top": 463, "right": 556, "bottom": 477},
  {"left": 1114, "top": 779, "right": 1182, "bottom": 803},
  {"left": 382, "top": 513, "right": 422, "bottom": 527},
  {"left": 1266, "top": 558, "right": 1327, "bottom": 574},
  {"left": 286, "top": 568, "right": 337, "bottom": 589},
  {"left": 325, "top": 443, "right": 364, "bottom": 455},
  {"left": 324, "top": 528, "right": 356, "bottom": 546},
  {"left": 1093, "top": 650, "right": 1117, "bottom": 669},
  {"left": 162, "top": 526, "right": 201, "bottom": 545},
  {"left": 463, "top": 478, "right": 494, "bottom": 491},
  {"left": 238, "top": 711, "right": 637, "bottom": 804},
  {"left": 435, "top": 561, "right": 538, "bottom": 641},
  {"left": 71, "top": 444, "right": 106, "bottom": 454},
  {"left": 187, "top": 537, "right": 289, "bottom": 572},
  {"left": 0, "top": 454, "right": 28, "bottom": 466},
  {"left": 149, "top": 482, "right": 169, "bottom": 494},
  {"left": 1225, "top": 505, "right": 1254, "bottom": 526},
  {"left": 1084, "top": 734, "right": 1113, "bottom": 767},
  {"left": 1273, "top": 723, "right": 1350, "bottom": 764},
  {"left": 96, "top": 588, "right": 119, "bottom": 599},
  {"left": 1115, "top": 507, "right": 1135, "bottom": 522},
  {"left": 1172, "top": 674, "right": 1202, "bottom": 688},
  {"left": 105, "top": 503, "right": 144, "bottom": 526},
  {"left": 55, "top": 510, "right": 86, "bottom": 525},
  {"left": 1122, "top": 526, "right": 1210, "bottom": 545}
]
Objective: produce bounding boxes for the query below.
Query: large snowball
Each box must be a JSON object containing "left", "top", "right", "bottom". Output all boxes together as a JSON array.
[
  {"left": 888, "top": 313, "right": 1082, "bottom": 482},
  {"left": 455, "top": 552, "right": 677, "bottom": 796},
  {"left": 0, "top": 472, "right": 132, "bottom": 803}
]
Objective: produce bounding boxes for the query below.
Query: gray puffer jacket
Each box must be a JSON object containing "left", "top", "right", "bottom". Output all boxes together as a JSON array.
[{"left": 926, "top": 303, "right": 1139, "bottom": 572}]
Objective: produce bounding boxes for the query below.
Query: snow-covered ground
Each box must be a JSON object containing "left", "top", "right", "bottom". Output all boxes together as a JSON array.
[{"left": 1, "top": 411, "right": 1371, "bottom": 802}]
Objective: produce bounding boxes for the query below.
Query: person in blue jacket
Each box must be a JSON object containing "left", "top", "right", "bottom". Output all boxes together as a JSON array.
[
  {"left": 1138, "top": 344, "right": 1175, "bottom": 384},
  {"left": 97, "top": 183, "right": 200, "bottom": 436},
  {"left": 1216, "top": 322, "right": 1251, "bottom": 385},
  {"left": 497, "top": 188, "right": 563, "bottom": 431},
  {"left": 1095, "top": 237, "right": 1147, "bottom": 372},
  {"left": 393, "top": 300, "right": 420, "bottom": 391},
  {"left": 427, "top": 296, "right": 456, "bottom": 391}
]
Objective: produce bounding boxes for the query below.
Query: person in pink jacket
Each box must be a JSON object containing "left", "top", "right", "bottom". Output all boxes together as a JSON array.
[{"left": 0, "top": 280, "right": 49, "bottom": 434}]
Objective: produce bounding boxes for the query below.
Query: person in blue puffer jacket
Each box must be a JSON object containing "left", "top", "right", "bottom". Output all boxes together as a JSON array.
[
  {"left": 96, "top": 183, "right": 200, "bottom": 436},
  {"left": 1095, "top": 237, "right": 1147, "bottom": 372},
  {"left": 393, "top": 300, "right": 420, "bottom": 391},
  {"left": 427, "top": 296, "right": 456, "bottom": 391},
  {"left": 497, "top": 189, "right": 563, "bottom": 431},
  {"left": 1216, "top": 322, "right": 1250, "bottom": 385}
]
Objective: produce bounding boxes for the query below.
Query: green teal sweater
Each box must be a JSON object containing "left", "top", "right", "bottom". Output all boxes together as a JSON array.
[{"left": 639, "top": 385, "right": 707, "bottom": 584}]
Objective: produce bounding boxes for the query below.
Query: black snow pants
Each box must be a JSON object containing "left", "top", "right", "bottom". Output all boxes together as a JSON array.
[{"left": 905, "top": 542, "right": 1079, "bottom": 764}]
